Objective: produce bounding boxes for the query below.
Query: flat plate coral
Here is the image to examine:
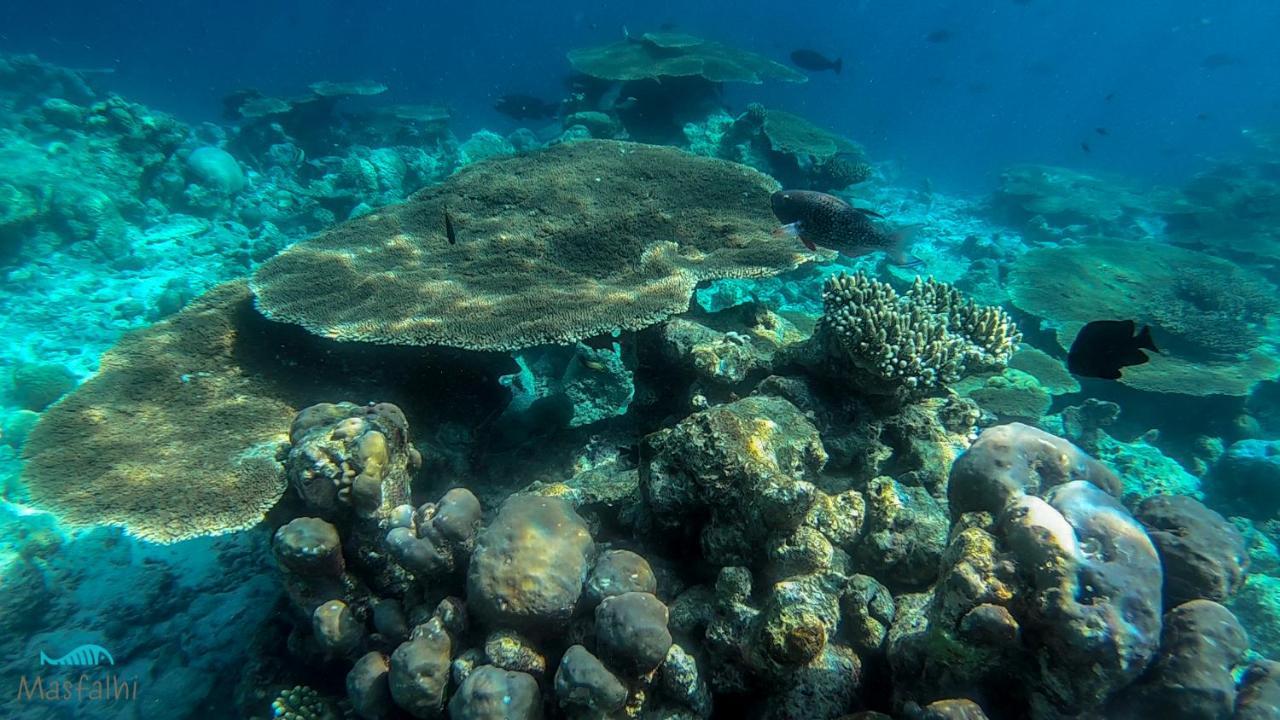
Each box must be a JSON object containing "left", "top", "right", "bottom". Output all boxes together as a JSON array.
[
  {"left": 21, "top": 281, "right": 296, "bottom": 543},
  {"left": 250, "top": 140, "right": 812, "bottom": 351},
  {"left": 1008, "top": 239, "right": 1279, "bottom": 396},
  {"left": 567, "top": 34, "right": 806, "bottom": 84}
]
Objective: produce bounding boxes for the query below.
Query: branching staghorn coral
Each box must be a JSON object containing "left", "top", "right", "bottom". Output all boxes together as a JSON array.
[{"left": 814, "top": 272, "right": 1020, "bottom": 399}]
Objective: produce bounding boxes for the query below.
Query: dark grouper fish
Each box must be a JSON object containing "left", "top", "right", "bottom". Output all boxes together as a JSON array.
[
  {"left": 1067, "top": 319, "right": 1158, "bottom": 380},
  {"left": 770, "top": 190, "right": 922, "bottom": 267},
  {"left": 790, "top": 49, "right": 842, "bottom": 74}
]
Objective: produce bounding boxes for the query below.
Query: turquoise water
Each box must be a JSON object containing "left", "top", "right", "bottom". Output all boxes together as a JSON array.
[{"left": 1, "top": 4, "right": 1279, "bottom": 719}]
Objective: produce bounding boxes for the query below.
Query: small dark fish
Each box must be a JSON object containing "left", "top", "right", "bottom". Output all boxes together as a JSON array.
[
  {"left": 967, "top": 81, "right": 992, "bottom": 95},
  {"left": 770, "top": 190, "right": 921, "bottom": 267},
  {"left": 790, "top": 49, "right": 842, "bottom": 74},
  {"left": 1104, "top": 92, "right": 1115, "bottom": 102},
  {"left": 659, "top": 21, "right": 679, "bottom": 31},
  {"left": 443, "top": 207, "right": 456, "bottom": 245},
  {"left": 1201, "top": 53, "right": 1238, "bottom": 69},
  {"left": 1067, "top": 320, "right": 1158, "bottom": 380},
  {"left": 926, "top": 29, "right": 953, "bottom": 43},
  {"left": 1196, "top": 112, "right": 1211, "bottom": 121},
  {"left": 1081, "top": 142, "right": 1092, "bottom": 153},
  {"left": 1094, "top": 127, "right": 1109, "bottom": 136},
  {"left": 494, "top": 93, "right": 559, "bottom": 120}
]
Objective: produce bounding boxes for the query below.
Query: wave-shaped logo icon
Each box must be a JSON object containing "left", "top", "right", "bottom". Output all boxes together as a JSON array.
[{"left": 39, "top": 645, "right": 115, "bottom": 667}]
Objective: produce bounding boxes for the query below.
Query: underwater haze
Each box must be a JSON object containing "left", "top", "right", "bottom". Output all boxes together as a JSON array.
[
  {"left": 4, "top": 0, "right": 1279, "bottom": 188},
  {"left": 2, "top": 1, "right": 1280, "bottom": 719}
]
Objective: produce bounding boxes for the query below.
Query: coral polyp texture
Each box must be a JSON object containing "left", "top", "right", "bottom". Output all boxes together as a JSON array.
[
  {"left": 808, "top": 272, "right": 1020, "bottom": 400},
  {"left": 567, "top": 32, "right": 807, "bottom": 84},
  {"left": 20, "top": 281, "right": 296, "bottom": 543},
  {"left": 251, "top": 140, "right": 810, "bottom": 351},
  {"left": 1008, "top": 239, "right": 1279, "bottom": 396}
]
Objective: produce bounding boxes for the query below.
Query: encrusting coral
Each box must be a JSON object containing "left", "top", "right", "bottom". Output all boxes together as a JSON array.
[
  {"left": 21, "top": 281, "right": 296, "bottom": 543},
  {"left": 803, "top": 272, "right": 1020, "bottom": 401},
  {"left": 251, "top": 140, "right": 811, "bottom": 351}
]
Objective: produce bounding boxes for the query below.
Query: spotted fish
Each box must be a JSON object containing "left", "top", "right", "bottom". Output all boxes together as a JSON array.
[
  {"left": 770, "top": 190, "right": 922, "bottom": 267},
  {"left": 40, "top": 644, "right": 115, "bottom": 667}
]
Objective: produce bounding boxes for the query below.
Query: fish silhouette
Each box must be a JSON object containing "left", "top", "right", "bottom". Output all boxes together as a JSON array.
[{"left": 40, "top": 645, "right": 115, "bottom": 667}]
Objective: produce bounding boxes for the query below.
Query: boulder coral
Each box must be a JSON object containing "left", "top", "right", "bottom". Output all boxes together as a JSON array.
[
  {"left": 1110, "top": 599, "right": 1248, "bottom": 720},
  {"left": 287, "top": 401, "right": 418, "bottom": 523},
  {"left": 466, "top": 494, "right": 597, "bottom": 634},
  {"left": 642, "top": 394, "right": 830, "bottom": 567},
  {"left": 891, "top": 423, "right": 1163, "bottom": 716},
  {"left": 251, "top": 140, "right": 810, "bottom": 351},
  {"left": 1134, "top": 494, "right": 1248, "bottom": 608}
]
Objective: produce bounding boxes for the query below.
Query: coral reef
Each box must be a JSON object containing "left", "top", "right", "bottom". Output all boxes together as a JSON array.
[
  {"left": 1207, "top": 439, "right": 1280, "bottom": 518},
  {"left": 993, "top": 164, "right": 1200, "bottom": 238},
  {"left": 687, "top": 105, "right": 872, "bottom": 192},
  {"left": 642, "top": 395, "right": 830, "bottom": 567},
  {"left": 954, "top": 368, "right": 1052, "bottom": 424},
  {"left": 499, "top": 342, "right": 635, "bottom": 429},
  {"left": 252, "top": 140, "right": 810, "bottom": 351},
  {"left": 800, "top": 272, "right": 1020, "bottom": 402},
  {"left": 1110, "top": 600, "right": 1249, "bottom": 719},
  {"left": 889, "top": 423, "right": 1162, "bottom": 716},
  {"left": 1134, "top": 494, "right": 1248, "bottom": 608},
  {"left": 1005, "top": 346, "right": 1078, "bottom": 396},
  {"left": 467, "top": 495, "right": 595, "bottom": 634},
  {"left": 7, "top": 361, "right": 77, "bottom": 411},
  {"left": 1008, "top": 239, "right": 1280, "bottom": 396},
  {"left": 21, "top": 281, "right": 296, "bottom": 542},
  {"left": 4, "top": 47, "right": 1278, "bottom": 720},
  {"left": 567, "top": 32, "right": 806, "bottom": 84}
]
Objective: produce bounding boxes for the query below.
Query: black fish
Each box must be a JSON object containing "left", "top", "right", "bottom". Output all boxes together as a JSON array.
[
  {"left": 1067, "top": 320, "right": 1158, "bottom": 380},
  {"left": 1081, "top": 142, "right": 1092, "bottom": 153},
  {"left": 494, "top": 94, "right": 559, "bottom": 120},
  {"left": 926, "top": 29, "right": 953, "bottom": 43},
  {"left": 1095, "top": 127, "right": 1109, "bottom": 136},
  {"left": 770, "top": 190, "right": 921, "bottom": 267},
  {"left": 443, "top": 207, "right": 456, "bottom": 245},
  {"left": 790, "top": 49, "right": 842, "bottom": 74},
  {"left": 1104, "top": 92, "right": 1115, "bottom": 101}
]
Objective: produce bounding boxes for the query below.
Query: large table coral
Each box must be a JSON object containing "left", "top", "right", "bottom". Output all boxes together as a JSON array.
[
  {"left": 994, "top": 164, "right": 1201, "bottom": 237},
  {"left": 567, "top": 32, "right": 806, "bottom": 84},
  {"left": 251, "top": 140, "right": 810, "bottom": 351},
  {"left": 1008, "top": 239, "right": 1279, "bottom": 396},
  {"left": 20, "top": 281, "right": 297, "bottom": 543}
]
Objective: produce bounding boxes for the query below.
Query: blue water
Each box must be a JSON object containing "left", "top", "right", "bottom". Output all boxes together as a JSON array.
[{"left": 4, "top": 0, "right": 1277, "bottom": 189}]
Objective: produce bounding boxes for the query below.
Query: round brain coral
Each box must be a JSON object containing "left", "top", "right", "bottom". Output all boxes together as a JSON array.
[
  {"left": 250, "top": 140, "right": 810, "bottom": 351},
  {"left": 21, "top": 281, "right": 296, "bottom": 543}
]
